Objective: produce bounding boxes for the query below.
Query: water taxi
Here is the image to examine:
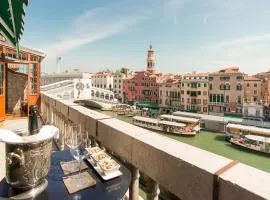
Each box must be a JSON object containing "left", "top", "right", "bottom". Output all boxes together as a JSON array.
[
  {"left": 159, "top": 115, "right": 200, "bottom": 133},
  {"left": 225, "top": 123, "right": 270, "bottom": 138},
  {"left": 132, "top": 116, "right": 196, "bottom": 136},
  {"left": 230, "top": 135, "right": 270, "bottom": 155},
  {"left": 112, "top": 104, "right": 131, "bottom": 115}
]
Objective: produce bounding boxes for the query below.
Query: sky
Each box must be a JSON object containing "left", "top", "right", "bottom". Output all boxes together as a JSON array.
[{"left": 20, "top": 0, "right": 270, "bottom": 74}]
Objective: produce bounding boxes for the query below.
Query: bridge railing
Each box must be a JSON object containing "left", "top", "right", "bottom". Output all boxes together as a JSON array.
[{"left": 41, "top": 91, "right": 270, "bottom": 200}]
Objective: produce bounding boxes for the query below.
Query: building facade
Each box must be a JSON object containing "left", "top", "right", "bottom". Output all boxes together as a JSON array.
[
  {"left": 91, "top": 71, "right": 114, "bottom": 91},
  {"left": 244, "top": 76, "right": 262, "bottom": 104},
  {"left": 0, "top": 40, "right": 45, "bottom": 120},
  {"left": 158, "top": 75, "right": 181, "bottom": 111},
  {"left": 255, "top": 71, "right": 270, "bottom": 104},
  {"left": 181, "top": 72, "right": 209, "bottom": 114},
  {"left": 208, "top": 67, "right": 244, "bottom": 116},
  {"left": 113, "top": 68, "right": 130, "bottom": 103},
  {"left": 123, "top": 44, "right": 161, "bottom": 104}
]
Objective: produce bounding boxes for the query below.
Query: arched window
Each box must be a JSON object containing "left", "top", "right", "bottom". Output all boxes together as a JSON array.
[
  {"left": 110, "top": 95, "right": 114, "bottom": 100},
  {"left": 225, "top": 83, "right": 230, "bottom": 90},
  {"left": 96, "top": 91, "right": 100, "bottom": 97},
  {"left": 236, "top": 84, "right": 242, "bottom": 91},
  {"left": 100, "top": 92, "right": 104, "bottom": 99},
  {"left": 91, "top": 90, "right": 94, "bottom": 97},
  {"left": 105, "top": 94, "right": 109, "bottom": 100}
]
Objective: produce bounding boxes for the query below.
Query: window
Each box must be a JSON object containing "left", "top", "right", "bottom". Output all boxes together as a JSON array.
[
  {"left": 254, "top": 90, "right": 257, "bottom": 95},
  {"left": 247, "top": 83, "right": 250, "bottom": 87},
  {"left": 204, "top": 83, "right": 207, "bottom": 87},
  {"left": 30, "top": 64, "right": 38, "bottom": 94},
  {"left": 208, "top": 76, "right": 213, "bottom": 81},
  {"left": 236, "top": 76, "right": 243, "bottom": 80},
  {"left": 181, "top": 90, "right": 184, "bottom": 94},
  {"left": 203, "top": 107, "right": 207, "bottom": 112},
  {"left": 209, "top": 84, "right": 212, "bottom": 90},
  {"left": 203, "top": 99, "right": 207, "bottom": 105},
  {"left": 198, "top": 83, "right": 201, "bottom": 87},
  {"left": 236, "top": 84, "right": 242, "bottom": 91},
  {"left": 226, "top": 95, "right": 229, "bottom": 103},
  {"left": 187, "top": 91, "right": 190, "bottom": 95},
  {"left": 254, "top": 83, "right": 257, "bottom": 87},
  {"left": 182, "top": 83, "right": 184, "bottom": 87},
  {"left": 237, "top": 96, "right": 242, "bottom": 104}
]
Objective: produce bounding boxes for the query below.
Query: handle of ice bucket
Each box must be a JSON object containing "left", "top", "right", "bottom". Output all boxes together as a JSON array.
[{"left": 7, "top": 148, "right": 24, "bottom": 166}]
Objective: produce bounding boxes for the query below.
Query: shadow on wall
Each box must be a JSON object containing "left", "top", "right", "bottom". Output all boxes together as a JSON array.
[{"left": 6, "top": 68, "right": 28, "bottom": 115}]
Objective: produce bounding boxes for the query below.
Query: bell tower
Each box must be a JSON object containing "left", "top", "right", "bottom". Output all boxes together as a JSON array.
[{"left": 146, "top": 43, "right": 155, "bottom": 72}]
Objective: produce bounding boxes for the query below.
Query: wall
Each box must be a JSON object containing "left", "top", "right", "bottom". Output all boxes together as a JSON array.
[
  {"left": 6, "top": 68, "right": 27, "bottom": 114},
  {"left": 41, "top": 92, "right": 270, "bottom": 200}
]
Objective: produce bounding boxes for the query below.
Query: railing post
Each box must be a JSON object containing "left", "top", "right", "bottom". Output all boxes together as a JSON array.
[
  {"left": 145, "top": 176, "right": 160, "bottom": 200},
  {"left": 129, "top": 165, "right": 140, "bottom": 200}
]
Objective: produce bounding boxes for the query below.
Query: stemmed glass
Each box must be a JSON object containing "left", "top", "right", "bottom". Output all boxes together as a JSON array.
[{"left": 65, "top": 123, "right": 89, "bottom": 185}]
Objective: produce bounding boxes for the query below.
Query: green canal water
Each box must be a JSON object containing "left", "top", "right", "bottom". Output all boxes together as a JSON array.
[{"left": 100, "top": 110, "right": 270, "bottom": 173}]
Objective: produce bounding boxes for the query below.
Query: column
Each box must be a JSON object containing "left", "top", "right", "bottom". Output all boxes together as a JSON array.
[
  {"left": 129, "top": 165, "right": 140, "bottom": 200},
  {"left": 146, "top": 176, "right": 160, "bottom": 200}
]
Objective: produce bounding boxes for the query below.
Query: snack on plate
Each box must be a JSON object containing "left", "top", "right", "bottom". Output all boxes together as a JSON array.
[
  {"left": 92, "top": 152, "right": 110, "bottom": 163},
  {"left": 87, "top": 147, "right": 103, "bottom": 155},
  {"left": 98, "top": 159, "right": 120, "bottom": 175}
]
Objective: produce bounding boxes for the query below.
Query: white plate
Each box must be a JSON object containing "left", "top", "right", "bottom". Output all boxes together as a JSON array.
[{"left": 87, "top": 157, "right": 122, "bottom": 181}]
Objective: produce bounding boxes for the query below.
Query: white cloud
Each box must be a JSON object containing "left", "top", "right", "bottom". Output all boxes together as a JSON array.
[
  {"left": 214, "top": 34, "right": 270, "bottom": 48},
  {"left": 44, "top": 3, "right": 148, "bottom": 59},
  {"left": 203, "top": 15, "right": 208, "bottom": 25}
]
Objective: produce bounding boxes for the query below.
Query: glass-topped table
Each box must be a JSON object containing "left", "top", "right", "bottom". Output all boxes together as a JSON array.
[{"left": 0, "top": 150, "right": 131, "bottom": 200}]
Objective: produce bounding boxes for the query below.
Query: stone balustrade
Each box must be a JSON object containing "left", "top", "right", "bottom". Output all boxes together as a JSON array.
[{"left": 41, "top": 92, "right": 270, "bottom": 200}]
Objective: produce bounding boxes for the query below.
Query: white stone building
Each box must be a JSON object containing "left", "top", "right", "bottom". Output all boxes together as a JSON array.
[
  {"left": 113, "top": 68, "right": 130, "bottom": 103},
  {"left": 242, "top": 103, "right": 264, "bottom": 121},
  {"left": 91, "top": 71, "right": 114, "bottom": 91}
]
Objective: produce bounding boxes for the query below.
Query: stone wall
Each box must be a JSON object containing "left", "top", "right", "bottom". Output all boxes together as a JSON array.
[
  {"left": 41, "top": 92, "right": 270, "bottom": 200},
  {"left": 6, "top": 68, "right": 28, "bottom": 114}
]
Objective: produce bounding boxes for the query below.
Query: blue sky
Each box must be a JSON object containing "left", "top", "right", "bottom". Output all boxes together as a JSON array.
[{"left": 21, "top": 0, "right": 270, "bottom": 74}]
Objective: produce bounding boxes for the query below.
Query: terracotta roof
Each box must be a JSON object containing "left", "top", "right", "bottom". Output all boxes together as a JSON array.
[
  {"left": 211, "top": 67, "right": 242, "bottom": 75},
  {"left": 244, "top": 76, "right": 261, "bottom": 81},
  {"left": 183, "top": 72, "right": 209, "bottom": 76}
]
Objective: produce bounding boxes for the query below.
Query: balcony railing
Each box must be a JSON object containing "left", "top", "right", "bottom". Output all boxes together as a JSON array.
[{"left": 41, "top": 91, "right": 270, "bottom": 200}]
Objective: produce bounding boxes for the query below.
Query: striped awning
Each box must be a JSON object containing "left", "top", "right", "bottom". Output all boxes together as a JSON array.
[{"left": 0, "top": 0, "right": 29, "bottom": 54}]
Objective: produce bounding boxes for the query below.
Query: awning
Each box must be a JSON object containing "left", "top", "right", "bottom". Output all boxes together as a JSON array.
[
  {"left": 0, "top": 0, "right": 29, "bottom": 53},
  {"left": 136, "top": 101, "right": 159, "bottom": 109}
]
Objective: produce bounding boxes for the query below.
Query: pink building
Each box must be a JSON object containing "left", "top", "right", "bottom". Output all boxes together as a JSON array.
[{"left": 123, "top": 45, "right": 161, "bottom": 104}]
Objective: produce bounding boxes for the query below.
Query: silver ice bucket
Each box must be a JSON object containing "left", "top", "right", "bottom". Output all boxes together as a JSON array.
[{"left": 0, "top": 126, "right": 59, "bottom": 190}]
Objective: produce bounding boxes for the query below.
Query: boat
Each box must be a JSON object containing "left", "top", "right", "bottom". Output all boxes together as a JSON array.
[
  {"left": 132, "top": 116, "right": 196, "bottom": 136},
  {"left": 159, "top": 114, "right": 201, "bottom": 133},
  {"left": 225, "top": 123, "right": 270, "bottom": 140},
  {"left": 230, "top": 135, "right": 270, "bottom": 155}
]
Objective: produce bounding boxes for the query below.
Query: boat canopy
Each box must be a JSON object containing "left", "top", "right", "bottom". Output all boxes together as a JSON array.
[
  {"left": 160, "top": 115, "right": 199, "bottom": 123},
  {"left": 133, "top": 116, "right": 159, "bottom": 124},
  {"left": 245, "top": 135, "right": 270, "bottom": 144},
  {"left": 159, "top": 121, "right": 186, "bottom": 127},
  {"left": 227, "top": 123, "right": 270, "bottom": 136}
]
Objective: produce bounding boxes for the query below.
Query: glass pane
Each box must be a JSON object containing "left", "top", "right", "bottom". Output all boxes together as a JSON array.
[{"left": 30, "top": 64, "right": 38, "bottom": 94}]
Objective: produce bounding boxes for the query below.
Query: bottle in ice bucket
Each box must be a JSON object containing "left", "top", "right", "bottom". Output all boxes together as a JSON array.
[{"left": 28, "top": 105, "right": 39, "bottom": 135}]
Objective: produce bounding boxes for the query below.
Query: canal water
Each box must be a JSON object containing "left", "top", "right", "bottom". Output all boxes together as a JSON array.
[{"left": 99, "top": 110, "right": 270, "bottom": 173}]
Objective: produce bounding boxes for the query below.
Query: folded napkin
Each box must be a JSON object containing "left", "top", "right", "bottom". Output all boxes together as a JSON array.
[
  {"left": 60, "top": 160, "right": 88, "bottom": 175},
  {"left": 63, "top": 171, "right": 96, "bottom": 194}
]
